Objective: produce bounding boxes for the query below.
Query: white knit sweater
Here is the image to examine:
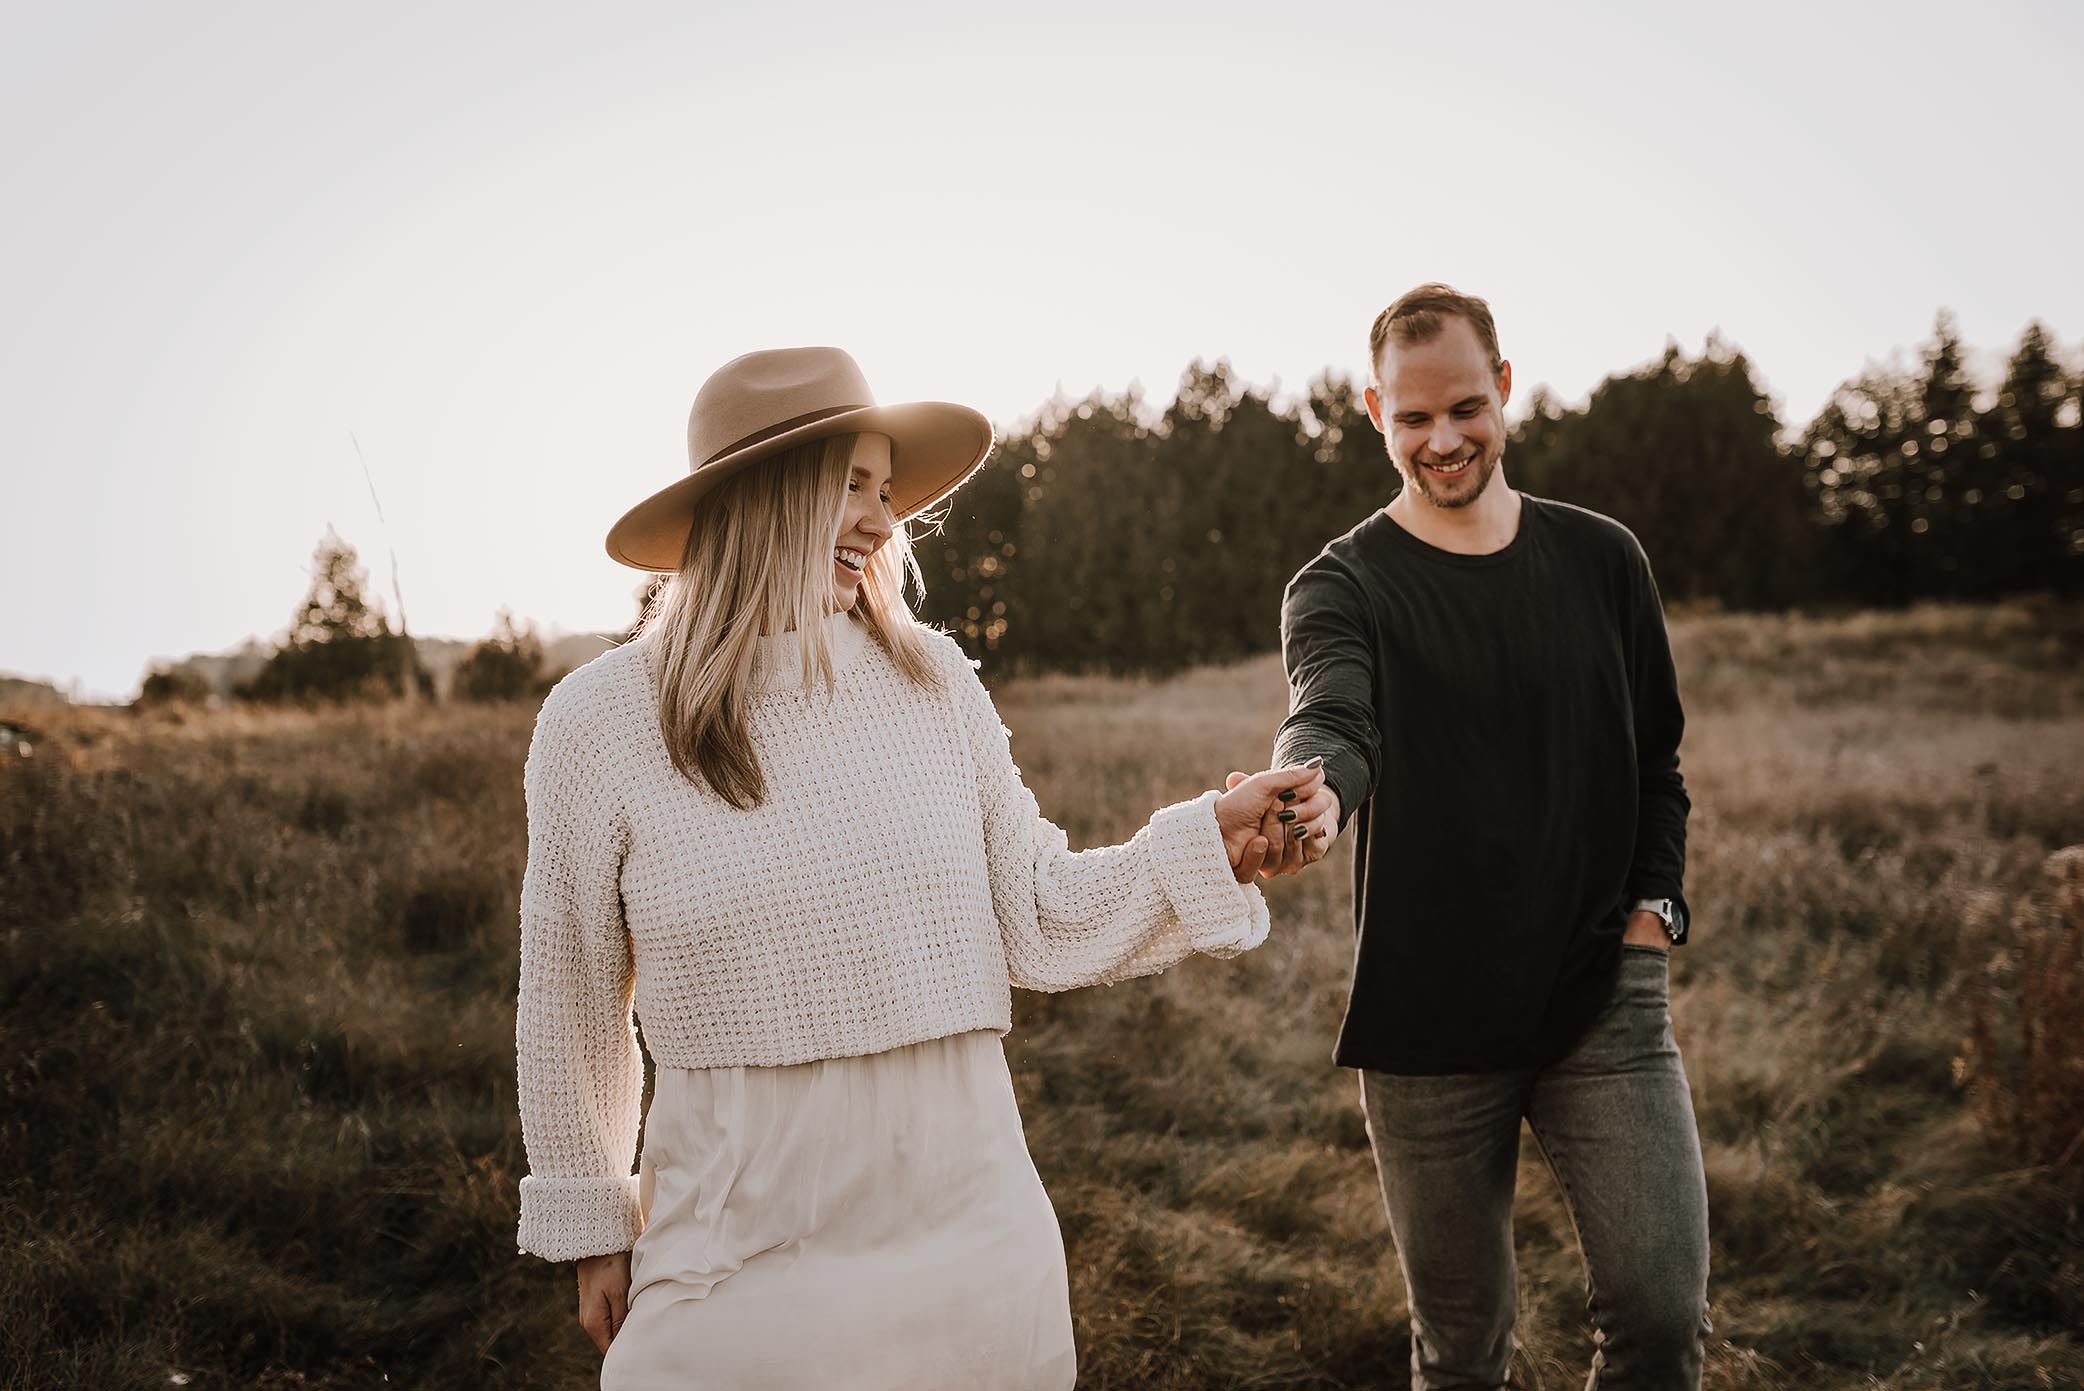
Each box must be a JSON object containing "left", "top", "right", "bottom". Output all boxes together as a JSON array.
[{"left": 514, "top": 612, "right": 1269, "bottom": 1261}]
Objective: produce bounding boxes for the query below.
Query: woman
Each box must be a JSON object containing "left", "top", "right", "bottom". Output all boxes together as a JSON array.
[{"left": 514, "top": 346, "right": 1329, "bottom": 1388}]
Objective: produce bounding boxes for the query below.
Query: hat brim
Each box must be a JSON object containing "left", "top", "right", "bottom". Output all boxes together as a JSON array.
[{"left": 604, "top": 401, "right": 995, "bottom": 572}]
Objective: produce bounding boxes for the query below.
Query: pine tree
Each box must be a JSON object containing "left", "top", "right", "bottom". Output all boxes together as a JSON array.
[
  {"left": 1803, "top": 329, "right": 1936, "bottom": 604},
  {"left": 240, "top": 530, "right": 412, "bottom": 703},
  {"left": 454, "top": 610, "right": 547, "bottom": 702},
  {"left": 1978, "top": 322, "right": 2081, "bottom": 595},
  {"left": 290, "top": 530, "right": 387, "bottom": 646}
]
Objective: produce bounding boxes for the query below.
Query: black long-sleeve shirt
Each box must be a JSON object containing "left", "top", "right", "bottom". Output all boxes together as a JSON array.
[{"left": 1273, "top": 495, "right": 1690, "bottom": 1075}]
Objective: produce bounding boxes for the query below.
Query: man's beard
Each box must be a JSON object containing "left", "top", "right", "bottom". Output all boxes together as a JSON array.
[{"left": 1396, "top": 443, "right": 1501, "bottom": 510}]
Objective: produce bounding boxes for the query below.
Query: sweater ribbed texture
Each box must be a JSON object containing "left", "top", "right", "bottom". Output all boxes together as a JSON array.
[{"left": 515, "top": 613, "right": 1267, "bottom": 1261}]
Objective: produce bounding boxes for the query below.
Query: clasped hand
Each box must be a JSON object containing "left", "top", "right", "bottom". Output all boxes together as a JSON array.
[{"left": 1213, "top": 761, "right": 1341, "bottom": 883}]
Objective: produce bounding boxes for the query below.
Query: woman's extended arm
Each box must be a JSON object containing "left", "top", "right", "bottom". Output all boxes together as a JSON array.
[{"left": 942, "top": 641, "right": 1328, "bottom": 991}]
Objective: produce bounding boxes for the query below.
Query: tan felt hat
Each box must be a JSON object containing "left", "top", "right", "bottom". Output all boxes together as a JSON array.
[{"left": 605, "top": 346, "right": 995, "bottom": 572}]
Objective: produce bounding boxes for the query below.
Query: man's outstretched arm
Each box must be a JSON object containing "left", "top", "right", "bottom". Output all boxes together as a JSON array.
[{"left": 1268, "top": 559, "right": 1379, "bottom": 871}]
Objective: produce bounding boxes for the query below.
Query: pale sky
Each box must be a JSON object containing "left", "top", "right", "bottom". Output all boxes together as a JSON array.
[{"left": 4, "top": 0, "right": 2080, "bottom": 699}]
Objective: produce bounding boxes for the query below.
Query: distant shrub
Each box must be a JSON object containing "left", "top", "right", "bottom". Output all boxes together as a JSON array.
[
  {"left": 135, "top": 667, "right": 214, "bottom": 707},
  {"left": 238, "top": 632, "right": 429, "bottom": 705},
  {"left": 1960, "top": 845, "right": 2084, "bottom": 1186},
  {"left": 453, "top": 610, "right": 544, "bottom": 703}
]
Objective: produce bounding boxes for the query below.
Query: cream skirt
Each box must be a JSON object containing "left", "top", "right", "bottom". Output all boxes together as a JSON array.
[{"left": 599, "top": 1030, "right": 1077, "bottom": 1390}]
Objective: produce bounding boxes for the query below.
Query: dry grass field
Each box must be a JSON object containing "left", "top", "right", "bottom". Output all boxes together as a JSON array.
[{"left": 4, "top": 601, "right": 2082, "bottom": 1389}]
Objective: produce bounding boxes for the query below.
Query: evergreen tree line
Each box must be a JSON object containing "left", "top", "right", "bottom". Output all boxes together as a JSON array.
[
  {"left": 177, "top": 311, "right": 2077, "bottom": 707},
  {"left": 912, "top": 313, "right": 2084, "bottom": 674}
]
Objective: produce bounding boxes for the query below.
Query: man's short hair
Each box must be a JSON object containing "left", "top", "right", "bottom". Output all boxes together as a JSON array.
[{"left": 1368, "top": 283, "right": 1504, "bottom": 387}]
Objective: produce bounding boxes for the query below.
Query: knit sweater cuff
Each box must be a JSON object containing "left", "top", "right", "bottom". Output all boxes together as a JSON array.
[
  {"left": 516, "top": 1174, "right": 643, "bottom": 1262},
  {"left": 1147, "top": 790, "right": 1270, "bottom": 959}
]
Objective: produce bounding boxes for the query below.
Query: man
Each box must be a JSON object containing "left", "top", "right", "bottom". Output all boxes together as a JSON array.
[{"left": 1266, "top": 284, "right": 1710, "bottom": 1389}]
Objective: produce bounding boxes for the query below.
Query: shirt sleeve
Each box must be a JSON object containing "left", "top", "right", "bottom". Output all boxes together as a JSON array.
[
  {"left": 1272, "top": 557, "right": 1380, "bottom": 830},
  {"left": 1620, "top": 538, "right": 1693, "bottom": 942},
  {"left": 942, "top": 642, "right": 1270, "bottom": 992},
  {"left": 514, "top": 690, "right": 644, "bottom": 1261}
]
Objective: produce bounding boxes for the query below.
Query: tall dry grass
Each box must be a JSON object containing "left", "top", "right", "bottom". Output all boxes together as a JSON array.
[{"left": 2, "top": 600, "right": 2081, "bottom": 1388}]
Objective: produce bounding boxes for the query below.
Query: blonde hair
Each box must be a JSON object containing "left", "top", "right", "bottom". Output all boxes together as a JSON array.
[{"left": 635, "top": 432, "right": 942, "bottom": 809}]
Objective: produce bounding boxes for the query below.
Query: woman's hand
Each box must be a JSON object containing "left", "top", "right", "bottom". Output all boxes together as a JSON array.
[
  {"left": 1215, "top": 761, "right": 1332, "bottom": 882},
  {"left": 576, "top": 1250, "right": 632, "bottom": 1354},
  {"left": 1226, "top": 766, "right": 1339, "bottom": 878}
]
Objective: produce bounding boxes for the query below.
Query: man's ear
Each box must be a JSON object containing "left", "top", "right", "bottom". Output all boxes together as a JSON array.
[
  {"left": 1364, "top": 385, "right": 1385, "bottom": 432},
  {"left": 1497, "top": 360, "right": 1513, "bottom": 408}
]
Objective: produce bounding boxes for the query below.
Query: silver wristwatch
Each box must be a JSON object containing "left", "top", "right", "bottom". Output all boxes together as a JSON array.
[{"left": 1631, "top": 897, "right": 1680, "bottom": 943}]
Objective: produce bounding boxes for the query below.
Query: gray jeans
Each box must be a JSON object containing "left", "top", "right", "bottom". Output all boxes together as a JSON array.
[{"left": 1359, "top": 945, "right": 1711, "bottom": 1390}]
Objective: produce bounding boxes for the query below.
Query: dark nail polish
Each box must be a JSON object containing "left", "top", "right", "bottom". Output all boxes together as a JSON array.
[
  {"left": 1277, "top": 809, "right": 1297, "bottom": 822},
  {"left": 1303, "top": 755, "right": 1324, "bottom": 769},
  {"left": 1278, "top": 790, "right": 1296, "bottom": 803}
]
